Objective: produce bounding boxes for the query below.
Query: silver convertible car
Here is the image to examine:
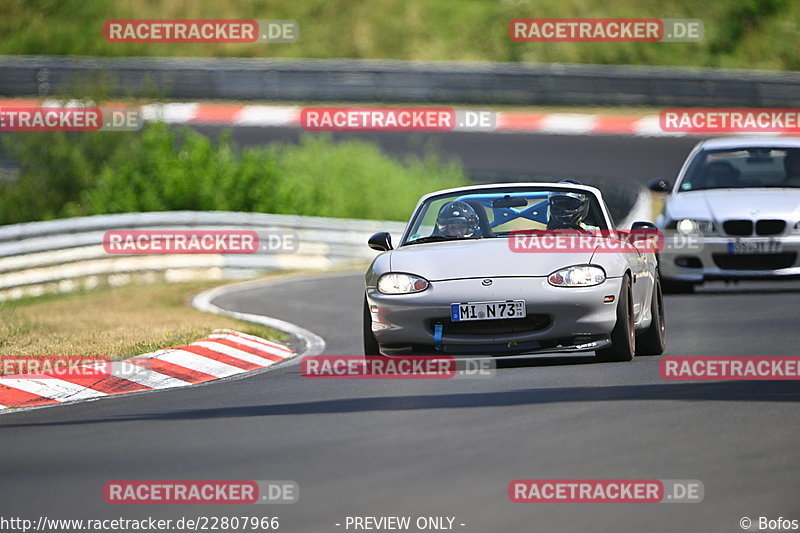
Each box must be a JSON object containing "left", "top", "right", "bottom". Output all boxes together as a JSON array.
[
  {"left": 363, "top": 182, "right": 665, "bottom": 362},
  {"left": 649, "top": 137, "right": 800, "bottom": 293}
]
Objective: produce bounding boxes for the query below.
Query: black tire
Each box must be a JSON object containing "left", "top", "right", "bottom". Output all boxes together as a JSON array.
[
  {"left": 596, "top": 275, "right": 635, "bottom": 363},
  {"left": 636, "top": 272, "right": 666, "bottom": 356},
  {"left": 363, "top": 296, "right": 381, "bottom": 356},
  {"left": 662, "top": 278, "right": 696, "bottom": 294}
]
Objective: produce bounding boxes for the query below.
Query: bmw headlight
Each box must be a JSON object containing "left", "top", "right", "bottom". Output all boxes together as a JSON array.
[
  {"left": 674, "top": 218, "right": 715, "bottom": 235},
  {"left": 377, "top": 273, "right": 430, "bottom": 294},
  {"left": 548, "top": 265, "right": 606, "bottom": 287}
]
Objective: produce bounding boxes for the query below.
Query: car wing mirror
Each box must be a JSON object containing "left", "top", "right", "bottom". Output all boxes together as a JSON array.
[
  {"left": 631, "top": 221, "right": 658, "bottom": 231},
  {"left": 368, "top": 232, "right": 393, "bottom": 251},
  {"left": 647, "top": 178, "right": 672, "bottom": 193}
]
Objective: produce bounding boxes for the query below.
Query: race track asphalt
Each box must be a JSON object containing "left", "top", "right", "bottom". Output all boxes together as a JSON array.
[{"left": 1, "top": 132, "right": 797, "bottom": 533}]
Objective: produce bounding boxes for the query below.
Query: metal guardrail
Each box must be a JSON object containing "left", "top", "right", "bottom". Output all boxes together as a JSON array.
[
  {"left": 1, "top": 56, "right": 799, "bottom": 107},
  {"left": 0, "top": 211, "right": 406, "bottom": 301}
]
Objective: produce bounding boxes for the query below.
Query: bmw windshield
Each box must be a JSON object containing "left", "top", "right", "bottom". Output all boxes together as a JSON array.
[{"left": 678, "top": 147, "right": 800, "bottom": 191}]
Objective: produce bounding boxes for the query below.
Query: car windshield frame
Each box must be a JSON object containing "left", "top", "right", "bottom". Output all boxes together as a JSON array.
[
  {"left": 677, "top": 147, "right": 800, "bottom": 192},
  {"left": 399, "top": 185, "right": 610, "bottom": 246}
]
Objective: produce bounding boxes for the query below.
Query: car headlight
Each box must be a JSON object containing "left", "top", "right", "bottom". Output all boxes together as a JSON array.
[
  {"left": 672, "top": 218, "right": 715, "bottom": 235},
  {"left": 794, "top": 221, "right": 800, "bottom": 233},
  {"left": 548, "top": 265, "right": 606, "bottom": 287},
  {"left": 377, "top": 273, "right": 430, "bottom": 294}
]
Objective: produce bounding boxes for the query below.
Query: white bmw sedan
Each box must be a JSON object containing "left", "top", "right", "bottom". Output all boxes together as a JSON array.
[{"left": 651, "top": 137, "right": 800, "bottom": 292}]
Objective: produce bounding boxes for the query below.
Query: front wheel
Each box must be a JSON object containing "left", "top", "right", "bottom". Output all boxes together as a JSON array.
[
  {"left": 596, "top": 275, "right": 635, "bottom": 363},
  {"left": 636, "top": 272, "right": 666, "bottom": 355},
  {"left": 363, "top": 296, "right": 381, "bottom": 356}
]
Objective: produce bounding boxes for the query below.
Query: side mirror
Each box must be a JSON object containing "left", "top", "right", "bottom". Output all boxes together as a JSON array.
[
  {"left": 368, "top": 232, "right": 393, "bottom": 252},
  {"left": 647, "top": 178, "right": 672, "bottom": 193},
  {"left": 631, "top": 221, "right": 658, "bottom": 231}
]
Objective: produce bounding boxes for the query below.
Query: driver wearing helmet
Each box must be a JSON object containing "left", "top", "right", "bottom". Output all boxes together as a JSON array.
[
  {"left": 784, "top": 150, "right": 800, "bottom": 186},
  {"left": 547, "top": 187, "right": 591, "bottom": 231},
  {"left": 436, "top": 200, "right": 481, "bottom": 238}
]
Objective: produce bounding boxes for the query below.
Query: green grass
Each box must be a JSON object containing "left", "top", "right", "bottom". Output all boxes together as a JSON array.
[
  {"left": 0, "top": 123, "right": 468, "bottom": 225},
  {"left": 0, "top": 0, "right": 797, "bottom": 70}
]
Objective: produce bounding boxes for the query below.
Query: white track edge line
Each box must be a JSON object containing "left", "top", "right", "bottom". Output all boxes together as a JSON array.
[{"left": 191, "top": 278, "right": 327, "bottom": 356}]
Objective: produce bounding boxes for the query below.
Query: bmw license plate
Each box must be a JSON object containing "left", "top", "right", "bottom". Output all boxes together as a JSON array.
[
  {"left": 450, "top": 300, "right": 526, "bottom": 322},
  {"left": 728, "top": 239, "right": 782, "bottom": 254}
]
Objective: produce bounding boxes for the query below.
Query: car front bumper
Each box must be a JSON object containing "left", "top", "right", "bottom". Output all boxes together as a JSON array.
[
  {"left": 659, "top": 233, "right": 800, "bottom": 282},
  {"left": 366, "top": 276, "right": 622, "bottom": 355}
]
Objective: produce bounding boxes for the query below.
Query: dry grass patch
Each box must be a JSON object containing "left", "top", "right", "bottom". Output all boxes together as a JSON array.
[{"left": 0, "top": 280, "right": 288, "bottom": 360}]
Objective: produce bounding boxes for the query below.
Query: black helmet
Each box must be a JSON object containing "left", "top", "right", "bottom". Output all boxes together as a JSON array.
[
  {"left": 436, "top": 201, "right": 480, "bottom": 237},
  {"left": 785, "top": 150, "right": 800, "bottom": 174},
  {"left": 548, "top": 185, "right": 590, "bottom": 229}
]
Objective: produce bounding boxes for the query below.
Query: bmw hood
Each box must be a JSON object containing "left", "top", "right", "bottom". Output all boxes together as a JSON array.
[
  {"left": 389, "top": 238, "right": 596, "bottom": 280},
  {"left": 667, "top": 189, "right": 800, "bottom": 222}
]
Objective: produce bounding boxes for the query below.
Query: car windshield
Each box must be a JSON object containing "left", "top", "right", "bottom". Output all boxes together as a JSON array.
[
  {"left": 402, "top": 186, "right": 608, "bottom": 245},
  {"left": 678, "top": 147, "right": 800, "bottom": 191}
]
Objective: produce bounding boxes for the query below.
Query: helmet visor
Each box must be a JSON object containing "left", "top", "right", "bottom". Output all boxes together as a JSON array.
[{"left": 550, "top": 193, "right": 587, "bottom": 216}]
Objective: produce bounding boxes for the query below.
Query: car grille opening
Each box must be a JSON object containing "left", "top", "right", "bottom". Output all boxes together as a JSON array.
[
  {"left": 433, "top": 315, "right": 551, "bottom": 336},
  {"left": 712, "top": 253, "right": 797, "bottom": 271},
  {"left": 722, "top": 220, "right": 753, "bottom": 236},
  {"left": 675, "top": 256, "right": 703, "bottom": 268},
  {"left": 755, "top": 219, "right": 786, "bottom": 236}
]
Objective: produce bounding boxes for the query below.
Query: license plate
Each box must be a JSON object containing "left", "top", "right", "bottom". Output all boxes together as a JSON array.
[
  {"left": 727, "top": 239, "right": 782, "bottom": 254},
  {"left": 450, "top": 300, "right": 526, "bottom": 322}
]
